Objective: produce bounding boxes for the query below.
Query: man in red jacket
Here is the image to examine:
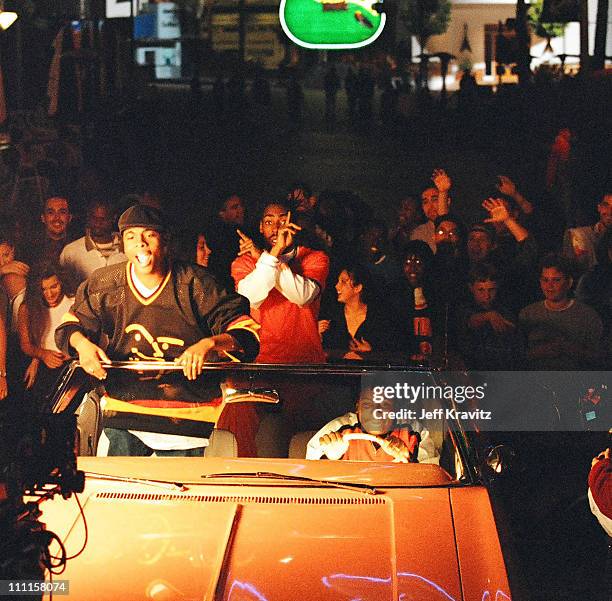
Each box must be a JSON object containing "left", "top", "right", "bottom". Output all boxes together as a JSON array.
[
  {"left": 232, "top": 201, "right": 329, "bottom": 364},
  {"left": 231, "top": 201, "right": 329, "bottom": 436}
]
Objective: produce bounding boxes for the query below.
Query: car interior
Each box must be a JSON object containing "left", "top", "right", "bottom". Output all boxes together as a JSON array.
[{"left": 51, "top": 361, "right": 465, "bottom": 479}]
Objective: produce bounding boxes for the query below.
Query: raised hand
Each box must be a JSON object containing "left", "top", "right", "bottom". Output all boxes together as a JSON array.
[
  {"left": 432, "top": 168, "right": 451, "bottom": 193},
  {"left": 496, "top": 175, "right": 517, "bottom": 197},
  {"left": 237, "top": 229, "right": 262, "bottom": 261},
  {"left": 483, "top": 198, "right": 511, "bottom": 223},
  {"left": 270, "top": 210, "right": 302, "bottom": 257}
]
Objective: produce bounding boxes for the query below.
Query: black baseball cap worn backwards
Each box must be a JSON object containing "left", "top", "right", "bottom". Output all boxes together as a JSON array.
[{"left": 118, "top": 204, "right": 167, "bottom": 234}]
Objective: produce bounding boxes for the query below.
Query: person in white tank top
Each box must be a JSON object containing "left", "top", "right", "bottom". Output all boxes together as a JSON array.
[{"left": 17, "top": 263, "right": 73, "bottom": 402}]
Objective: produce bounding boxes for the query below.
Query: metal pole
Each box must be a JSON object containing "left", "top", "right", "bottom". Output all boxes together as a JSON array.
[
  {"left": 579, "top": 0, "right": 590, "bottom": 74},
  {"left": 130, "top": 0, "right": 136, "bottom": 77},
  {"left": 593, "top": 0, "right": 609, "bottom": 70}
]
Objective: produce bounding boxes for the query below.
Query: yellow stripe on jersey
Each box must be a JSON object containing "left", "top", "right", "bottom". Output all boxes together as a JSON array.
[
  {"left": 60, "top": 312, "right": 80, "bottom": 324},
  {"left": 222, "top": 351, "right": 242, "bottom": 362},
  {"left": 126, "top": 262, "right": 172, "bottom": 306},
  {"left": 227, "top": 317, "right": 261, "bottom": 341},
  {"left": 101, "top": 396, "right": 225, "bottom": 424}
]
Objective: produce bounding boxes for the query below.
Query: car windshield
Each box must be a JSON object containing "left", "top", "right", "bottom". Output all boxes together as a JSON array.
[{"left": 51, "top": 361, "right": 474, "bottom": 486}]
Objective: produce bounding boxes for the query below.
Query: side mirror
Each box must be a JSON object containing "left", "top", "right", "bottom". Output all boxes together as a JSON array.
[{"left": 483, "top": 444, "right": 516, "bottom": 478}]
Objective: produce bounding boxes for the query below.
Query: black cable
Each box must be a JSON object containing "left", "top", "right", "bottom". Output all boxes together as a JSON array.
[
  {"left": 43, "top": 531, "right": 67, "bottom": 574},
  {"left": 63, "top": 493, "right": 88, "bottom": 561},
  {"left": 43, "top": 491, "right": 88, "bottom": 595},
  {"left": 47, "top": 493, "right": 88, "bottom": 563}
]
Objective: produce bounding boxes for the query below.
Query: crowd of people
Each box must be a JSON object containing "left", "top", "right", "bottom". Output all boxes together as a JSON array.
[
  {"left": 195, "top": 174, "right": 610, "bottom": 376},
  {"left": 0, "top": 116, "right": 610, "bottom": 414}
]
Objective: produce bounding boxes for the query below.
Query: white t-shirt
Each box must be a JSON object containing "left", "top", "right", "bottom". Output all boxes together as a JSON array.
[
  {"left": 59, "top": 232, "right": 125, "bottom": 284},
  {"left": 41, "top": 295, "right": 74, "bottom": 352}
]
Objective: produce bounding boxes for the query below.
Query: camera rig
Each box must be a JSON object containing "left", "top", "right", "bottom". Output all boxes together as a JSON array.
[{"left": 0, "top": 409, "right": 84, "bottom": 589}]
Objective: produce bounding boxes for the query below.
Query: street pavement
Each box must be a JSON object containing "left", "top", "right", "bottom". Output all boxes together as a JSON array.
[{"left": 100, "top": 82, "right": 523, "bottom": 226}]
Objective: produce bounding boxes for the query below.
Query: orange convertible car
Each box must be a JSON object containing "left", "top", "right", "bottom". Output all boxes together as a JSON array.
[{"left": 38, "top": 361, "right": 514, "bottom": 601}]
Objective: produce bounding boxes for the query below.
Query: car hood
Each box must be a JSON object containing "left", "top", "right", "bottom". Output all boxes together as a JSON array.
[{"left": 40, "top": 458, "right": 509, "bottom": 600}]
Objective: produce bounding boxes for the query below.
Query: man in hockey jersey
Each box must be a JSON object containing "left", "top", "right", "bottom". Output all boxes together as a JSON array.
[{"left": 55, "top": 204, "right": 260, "bottom": 456}]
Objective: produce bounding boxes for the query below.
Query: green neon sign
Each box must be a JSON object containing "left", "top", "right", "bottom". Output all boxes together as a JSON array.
[{"left": 279, "top": 0, "right": 385, "bottom": 49}]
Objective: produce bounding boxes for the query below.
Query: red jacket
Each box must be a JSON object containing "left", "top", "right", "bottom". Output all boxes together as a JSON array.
[{"left": 232, "top": 247, "right": 329, "bottom": 363}]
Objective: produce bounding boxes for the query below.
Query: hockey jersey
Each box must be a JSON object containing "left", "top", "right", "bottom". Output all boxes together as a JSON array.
[{"left": 56, "top": 260, "right": 259, "bottom": 363}]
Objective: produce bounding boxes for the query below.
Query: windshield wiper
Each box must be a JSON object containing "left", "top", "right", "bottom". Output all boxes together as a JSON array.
[
  {"left": 84, "top": 472, "right": 188, "bottom": 491},
  {"left": 203, "top": 471, "right": 382, "bottom": 495}
]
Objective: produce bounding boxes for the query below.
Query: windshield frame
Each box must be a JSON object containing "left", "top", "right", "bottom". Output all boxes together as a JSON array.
[{"left": 50, "top": 360, "right": 480, "bottom": 486}]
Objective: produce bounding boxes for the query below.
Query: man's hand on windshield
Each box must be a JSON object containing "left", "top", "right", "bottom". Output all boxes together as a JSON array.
[
  {"left": 75, "top": 338, "right": 110, "bottom": 380},
  {"left": 175, "top": 338, "right": 216, "bottom": 380},
  {"left": 319, "top": 431, "right": 349, "bottom": 460}
]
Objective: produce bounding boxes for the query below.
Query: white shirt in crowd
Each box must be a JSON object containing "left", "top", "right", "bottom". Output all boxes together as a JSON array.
[
  {"left": 41, "top": 294, "right": 74, "bottom": 352},
  {"left": 59, "top": 230, "right": 126, "bottom": 284}
]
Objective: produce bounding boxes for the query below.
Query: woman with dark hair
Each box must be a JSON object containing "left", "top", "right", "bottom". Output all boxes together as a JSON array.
[
  {"left": 194, "top": 225, "right": 237, "bottom": 292},
  {"left": 195, "top": 230, "right": 212, "bottom": 268},
  {"left": 17, "top": 263, "right": 73, "bottom": 404},
  {"left": 319, "top": 262, "right": 397, "bottom": 361}
]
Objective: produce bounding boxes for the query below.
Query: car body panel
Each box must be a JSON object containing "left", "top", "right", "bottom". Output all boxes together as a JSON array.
[
  {"left": 40, "top": 458, "right": 474, "bottom": 601},
  {"left": 450, "top": 487, "right": 512, "bottom": 601},
  {"left": 38, "top": 364, "right": 513, "bottom": 600}
]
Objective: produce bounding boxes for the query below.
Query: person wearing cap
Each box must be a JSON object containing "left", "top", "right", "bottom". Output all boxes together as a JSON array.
[{"left": 55, "top": 204, "right": 260, "bottom": 456}]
